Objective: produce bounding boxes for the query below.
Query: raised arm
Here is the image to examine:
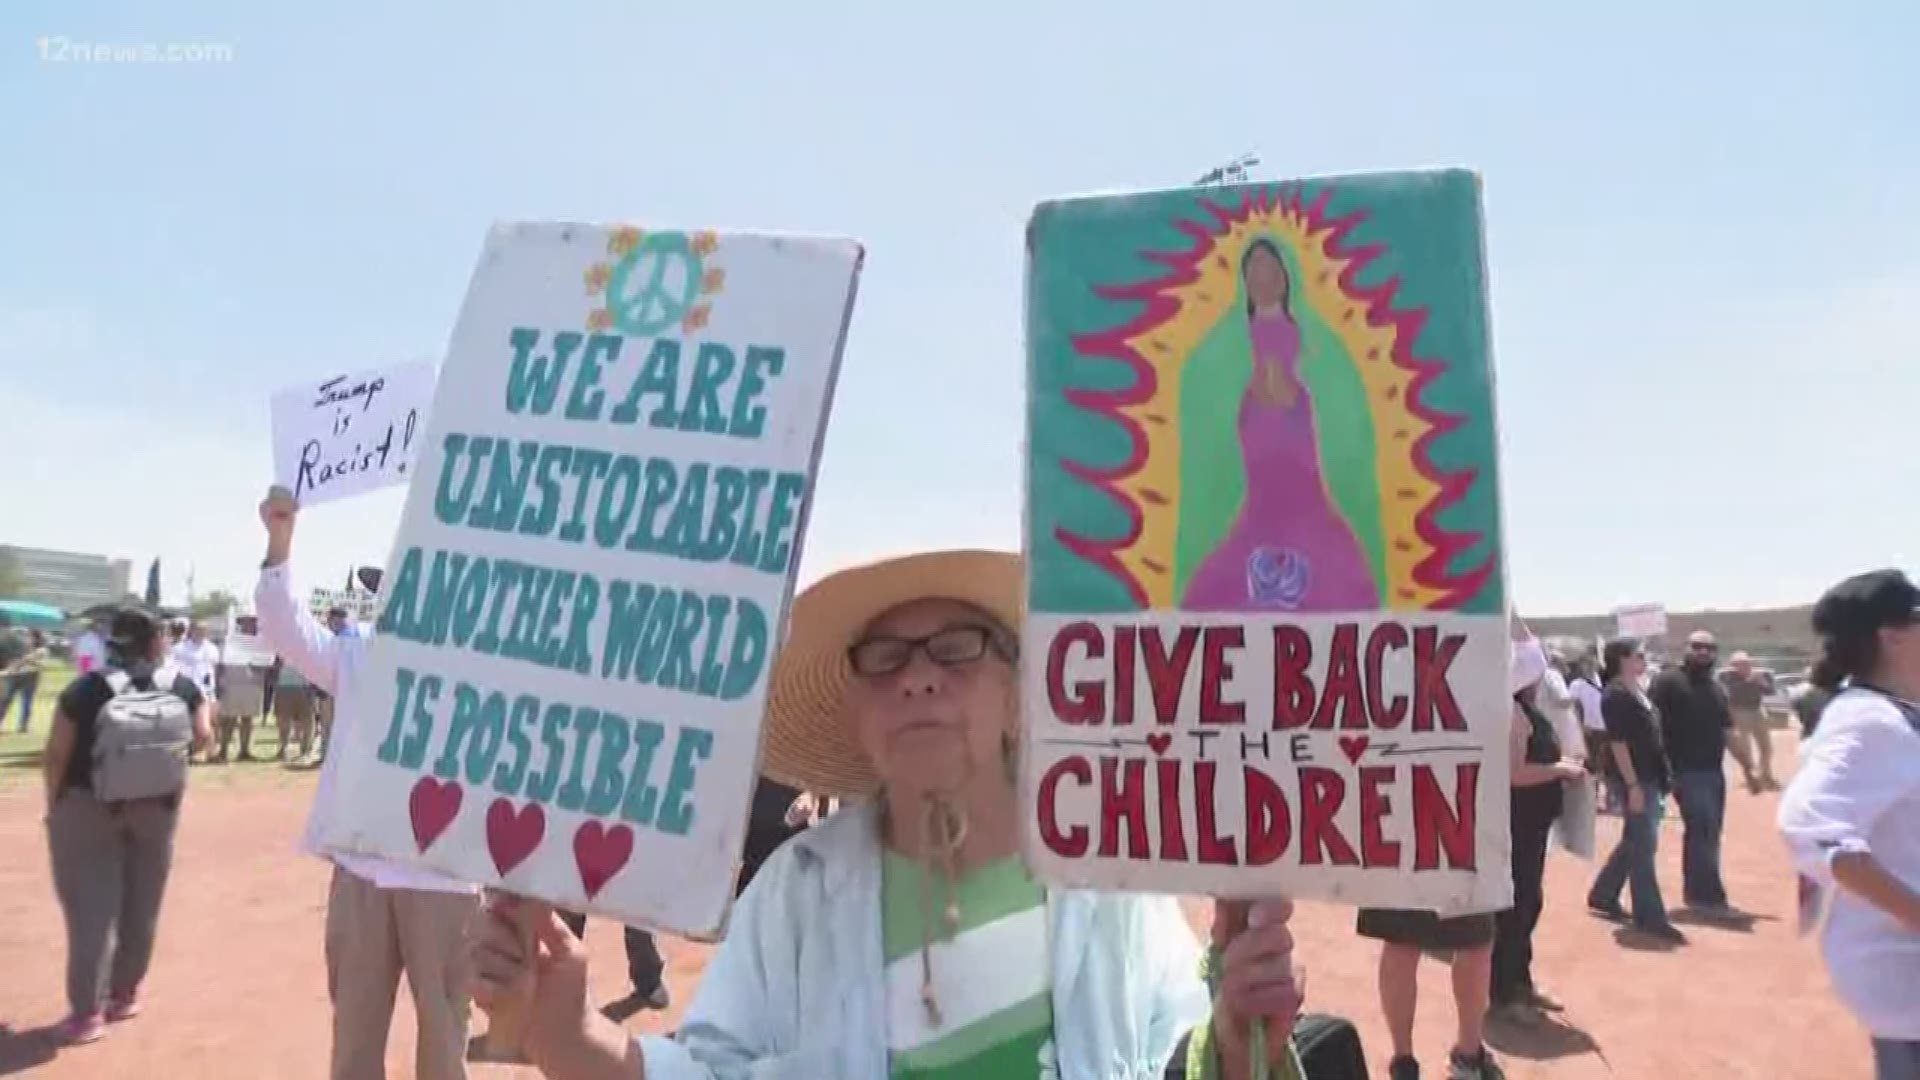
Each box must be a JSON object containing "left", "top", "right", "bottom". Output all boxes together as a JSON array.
[{"left": 253, "top": 487, "right": 349, "bottom": 694}]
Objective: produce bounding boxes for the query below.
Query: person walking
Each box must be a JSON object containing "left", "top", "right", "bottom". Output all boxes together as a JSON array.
[
  {"left": 40, "top": 608, "right": 212, "bottom": 1044},
  {"left": 1650, "top": 631, "right": 1744, "bottom": 916},
  {"left": 1721, "top": 651, "right": 1779, "bottom": 791},
  {"left": 270, "top": 658, "right": 319, "bottom": 763},
  {"left": 253, "top": 487, "right": 480, "bottom": 1080},
  {"left": 1491, "top": 630, "right": 1586, "bottom": 1026},
  {"left": 1778, "top": 570, "right": 1920, "bottom": 1079},
  {"left": 2, "top": 628, "right": 49, "bottom": 732},
  {"left": 1587, "top": 638, "right": 1685, "bottom": 943}
]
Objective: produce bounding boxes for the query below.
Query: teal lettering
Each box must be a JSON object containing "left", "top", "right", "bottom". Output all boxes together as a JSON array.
[
  {"left": 517, "top": 444, "right": 572, "bottom": 538},
  {"left": 584, "top": 711, "right": 633, "bottom": 815},
  {"left": 434, "top": 683, "right": 482, "bottom": 780},
  {"left": 593, "top": 455, "right": 641, "bottom": 548},
  {"left": 660, "top": 589, "right": 705, "bottom": 692},
  {"left": 536, "top": 571, "right": 575, "bottom": 667},
  {"left": 505, "top": 327, "right": 580, "bottom": 416},
  {"left": 730, "top": 469, "right": 772, "bottom": 567},
  {"left": 470, "top": 560, "right": 521, "bottom": 656},
  {"left": 618, "top": 718, "right": 666, "bottom": 825},
  {"left": 730, "top": 345, "right": 784, "bottom": 438},
  {"left": 696, "top": 593, "right": 733, "bottom": 697},
  {"left": 377, "top": 666, "right": 418, "bottom": 764},
  {"left": 700, "top": 468, "right": 746, "bottom": 561},
  {"left": 449, "top": 556, "right": 491, "bottom": 647},
  {"left": 434, "top": 433, "right": 485, "bottom": 524},
  {"left": 722, "top": 599, "right": 769, "bottom": 701},
  {"left": 624, "top": 457, "right": 677, "bottom": 553},
  {"left": 608, "top": 337, "right": 681, "bottom": 427},
  {"left": 556, "top": 708, "right": 601, "bottom": 812},
  {"left": 468, "top": 439, "right": 537, "bottom": 532},
  {"left": 681, "top": 342, "right": 735, "bottom": 434},
  {"left": 492, "top": 694, "right": 540, "bottom": 797},
  {"left": 662, "top": 463, "right": 709, "bottom": 557},
  {"left": 760, "top": 472, "right": 807, "bottom": 573},
  {"left": 377, "top": 547, "right": 424, "bottom": 638},
  {"left": 524, "top": 703, "right": 571, "bottom": 804},
  {"left": 564, "top": 334, "right": 624, "bottom": 421},
  {"left": 657, "top": 726, "right": 714, "bottom": 836},
  {"left": 503, "top": 568, "right": 552, "bottom": 659},
  {"left": 463, "top": 691, "right": 509, "bottom": 785},
  {"left": 560, "top": 574, "right": 599, "bottom": 674},
  {"left": 400, "top": 675, "right": 441, "bottom": 769},
  {"left": 558, "top": 449, "right": 611, "bottom": 543},
  {"left": 418, "top": 550, "right": 468, "bottom": 644},
  {"left": 601, "top": 581, "right": 657, "bottom": 680}
]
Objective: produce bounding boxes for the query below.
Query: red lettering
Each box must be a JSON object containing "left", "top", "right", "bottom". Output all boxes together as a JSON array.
[
  {"left": 1243, "top": 765, "right": 1293, "bottom": 866},
  {"left": 1357, "top": 765, "right": 1402, "bottom": 867},
  {"left": 1412, "top": 627, "right": 1468, "bottom": 732},
  {"left": 1046, "top": 622, "right": 1105, "bottom": 725},
  {"left": 1098, "top": 756, "right": 1149, "bottom": 859},
  {"left": 1155, "top": 758, "right": 1188, "bottom": 862},
  {"left": 1038, "top": 756, "right": 1091, "bottom": 857},
  {"left": 1194, "top": 761, "right": 1239, "bottom": 865},
  {"left": 1114, "top": 625, "right": 1136, "bottom": 726},
  {"left": 1271, "top": 625, "right": 1315, "bottom": 729},
  {"left": 1142, "top": 627, "right": 1199, "bottom": 725},
  {"left": 1198, "top": 625, "right": 1245, "bottom": 725},
  {"left": 1312, "top": 623, "right": 1365, "bottom": 729},
  {"left": 1299, "top": 766, "right": 1359, "bottom": 866},
  {"left": 1365, "top": 623, "right": 1410, "bottom": 729},
  {"left": 1412, "top": 762, "right": 1479, "bottom": 870}
]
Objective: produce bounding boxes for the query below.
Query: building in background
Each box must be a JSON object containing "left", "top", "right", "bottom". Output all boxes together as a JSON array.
[{"left": 0, "top": 544, "right": 132, "bottom": 613}]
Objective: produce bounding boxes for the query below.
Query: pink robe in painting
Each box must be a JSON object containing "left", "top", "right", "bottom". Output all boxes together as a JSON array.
[{"left": 1183, "top": 311, "right": 1378, "bottom": 612}]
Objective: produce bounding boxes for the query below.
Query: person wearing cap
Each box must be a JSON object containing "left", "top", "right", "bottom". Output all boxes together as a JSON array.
[
  {"left": 253, "top": 488, "right": 480, "bottom": 1080},
  {"left": 1778, "top": 570, "right": 1920, "bottom": 1079},
  {"left": 40, "top": 607, "right": 213, "bottom": 1044},
  {"left": 1648, "top": 630, "right": 1745, "bottom": 917},
  {"left": 470, "top": 549, "right": 1308, "bottom": 1080},
  {"left": 1719, "top": 651, "right": 1778, "bottom": 791}
]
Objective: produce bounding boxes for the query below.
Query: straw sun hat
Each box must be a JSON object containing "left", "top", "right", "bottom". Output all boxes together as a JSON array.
[{"left": 760, "top": 549, "right": 1023, "bottom": 801}]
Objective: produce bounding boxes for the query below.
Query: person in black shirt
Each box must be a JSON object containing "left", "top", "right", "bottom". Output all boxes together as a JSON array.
[
  {"left": 40, "top": 608, "right": 212, "bottom": 1045},
  {"left": 1586, "top": 637, "right": 1685, "bottom": 943},
  {"left": 1649, "top": 631, "right": 1743, "bottom": 914}
]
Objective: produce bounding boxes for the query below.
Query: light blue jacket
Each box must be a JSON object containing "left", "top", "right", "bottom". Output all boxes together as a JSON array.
[{"left": 639, "top": 802, "right": 1211, "bottom": 1079}]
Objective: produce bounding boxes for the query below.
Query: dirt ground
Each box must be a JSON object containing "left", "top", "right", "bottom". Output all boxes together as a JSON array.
[{"left": 0, "top": 738, "right": 1872, "bottom": 1079}]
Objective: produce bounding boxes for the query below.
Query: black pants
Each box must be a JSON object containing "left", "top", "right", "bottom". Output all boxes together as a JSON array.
[
  {"left": 558, "top": 911, "right": 664, "bottom": 996},
  {"left": 1491, "top": 791, "right": 1558, "bottom": 1007}
]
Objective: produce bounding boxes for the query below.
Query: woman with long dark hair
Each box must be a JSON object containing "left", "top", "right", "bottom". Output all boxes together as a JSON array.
[
  {"left": 41, "top": 608, "right": 211, "bottom": 1044},
  {"left": 1779, "top": 570, "right": 1920, "bottom": 1078},
  {"left": 1585, "top": 637, "right": 1685, "bottom": 943}
]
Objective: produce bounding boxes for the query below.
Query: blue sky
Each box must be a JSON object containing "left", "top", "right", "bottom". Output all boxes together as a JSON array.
[{"left": 3, "top": 1, "right": 1914, "bottom": 615}]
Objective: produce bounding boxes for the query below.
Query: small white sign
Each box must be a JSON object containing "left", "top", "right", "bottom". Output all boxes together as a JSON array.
[
  {"left": 272, "top": 362, "right": 437, "bottom": 507},
  {"left": 221, "top": 632, "right": 276, "bottom": 667},
  {"left": 1613, "top": 603, "right": 1668, "bottom": 639}
]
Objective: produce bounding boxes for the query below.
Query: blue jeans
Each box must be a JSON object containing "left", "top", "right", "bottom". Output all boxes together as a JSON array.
[
  {"left": 0, "top": 675, "right": 36, "bottom": 732},
  {"left": 1588, "top": 778, "right": 1669, "bottom": 928},
  {"left": 1672, "top": 769, "right": 1728, "bottom": 907},
  {"left": 1876, "top": 1038, "right": 1920, "bottom": 1080}
]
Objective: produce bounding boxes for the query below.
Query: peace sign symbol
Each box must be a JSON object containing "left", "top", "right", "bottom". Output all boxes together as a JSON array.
[{"left": 606, "top": 232, "right": 706, "bottom": 336}]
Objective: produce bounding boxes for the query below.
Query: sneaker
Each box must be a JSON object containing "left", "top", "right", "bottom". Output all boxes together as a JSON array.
[
  {"left": 1587, "top": 899, "right": 1629, "bottom": 922},
  {"left": 600, "top": 986, "right": 671, "bottom": 1023},
  {"left": 1448, "top": 1047, "right": 1506, "bottom": 1080},
  {"left": 1388, "top": 1055, "right": 1421, "bottom": 1080},
  {"left": 54, "top": 1012, "right": 105, "bottom": 1045},
  {"left": 105, "top": 991, "right": 141, "bottom": 1022}
]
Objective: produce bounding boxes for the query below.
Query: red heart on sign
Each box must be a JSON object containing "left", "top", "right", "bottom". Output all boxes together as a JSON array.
[
  {"left": 1338, "top": 735, "right": 1371, "bottom": 765},
  {"left": 408, "top": 777, "right": 463, "bottom": 853},
  {"left": 485, "top": 799, "right": 546, "bottom": 877},
  {"left": 1146, "top": 732, "right": 1173, "bottom": 756},
  {"left": 574, "top": 821, "right": 635, "bottom": 899}
]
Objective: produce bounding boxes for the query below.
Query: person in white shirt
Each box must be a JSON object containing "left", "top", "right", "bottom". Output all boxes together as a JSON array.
[
  {"left": 171, "top": 623, "right": 221, "bottom": 698},
  {"left": 253, "top": 487, "right": 480, "bottom": 1080},
  {"left": 1566, "top": 654, "right": 1613, "bottom": 812},
  {"left": 1778, "top": 570, "right": 1920, "bottom": 1079}
]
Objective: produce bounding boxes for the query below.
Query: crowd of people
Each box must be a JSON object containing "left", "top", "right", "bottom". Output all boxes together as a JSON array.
[{"left": 19, "top": 489, "right": 1920, "bottom": 1079}]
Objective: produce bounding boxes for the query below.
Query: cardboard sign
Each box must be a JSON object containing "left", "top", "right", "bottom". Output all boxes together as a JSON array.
[
  {"left": 221, "top": 632, "right": 276, "bottom": 667},
  {"left": 1613, "top": 603, "right": 1668, "bottom": 639},
  {"left": 1021, "top": 171, "right": 1512, "bottom": 912},
  {"left": 272, "top": 361, "right": 436, "bottom": 506},
  {"left": 315, "top": 223, "right": 862, "bottom": 937}
]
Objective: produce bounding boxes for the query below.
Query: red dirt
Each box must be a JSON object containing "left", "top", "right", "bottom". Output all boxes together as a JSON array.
[{"left": 0, "top": 741, "right": 1870, "bottom": 1078}]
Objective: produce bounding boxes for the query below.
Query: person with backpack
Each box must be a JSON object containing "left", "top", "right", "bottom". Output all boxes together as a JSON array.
[
  {"left": 40, "top": 607, "right": 212, "bottom": 1046},
  {"left": 1778, "top": 570, "right": 1920, "bottom": 1079}
]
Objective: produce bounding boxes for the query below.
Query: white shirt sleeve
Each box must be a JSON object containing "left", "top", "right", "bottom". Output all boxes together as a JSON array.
[
  {"left": 1778, "top": 692, "right": 1920, "bottom": 885},
  {"left": 253, "top": 564, "right": 350, "bottom": 695}
]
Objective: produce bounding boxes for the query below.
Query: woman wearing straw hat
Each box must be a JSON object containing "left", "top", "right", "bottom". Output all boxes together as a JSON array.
[{"left": 472, "top": 549, "right": 1308, "bottom": 1080}]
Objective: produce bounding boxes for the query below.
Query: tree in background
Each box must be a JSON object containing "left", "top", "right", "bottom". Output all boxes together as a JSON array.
[
  {"left": 190, "top": 590, "right": 239, "bottom": 621},
  {"left": 0, "top": 550, "right": 22, "bottom": 599},
  {"left": 145, "top": 559, "right": 162, "bottom": 607}
]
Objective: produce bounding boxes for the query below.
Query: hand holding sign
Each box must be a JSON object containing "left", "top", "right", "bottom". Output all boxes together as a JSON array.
[{"left": 1212, "top": 898, "right": 1306, "bottom": 1074}]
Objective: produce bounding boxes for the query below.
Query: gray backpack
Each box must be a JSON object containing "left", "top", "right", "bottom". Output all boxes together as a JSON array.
[{"left": 93, "top": 669, "right": 194, "bottom": 802}]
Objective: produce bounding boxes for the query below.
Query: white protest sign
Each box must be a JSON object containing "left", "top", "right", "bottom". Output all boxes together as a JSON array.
[
  {"left": 221, "top": 632, "right": 276, "bottom": 667},
  {"left": 272, "top": 362, "right": 436, "bottom": 506},
  {"left": 1613, "top": 603, "right": 1668, "bottom": 639},
  {"left": 315, "top": 223, "right": 862, "bottom": 937}
]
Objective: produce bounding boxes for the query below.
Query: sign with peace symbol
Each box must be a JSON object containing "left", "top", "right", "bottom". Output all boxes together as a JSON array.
[{"left": 605, "top": 232, "right": 707, "bottom": 337}]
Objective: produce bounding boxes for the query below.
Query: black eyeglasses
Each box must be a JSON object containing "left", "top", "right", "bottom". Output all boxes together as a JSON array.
[
  {"left": 1690, "top": 642, "right": 1718, "bottom": 652},
  {"left": 847, "top": 625, "right": 1012, "bottom": 678}
]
